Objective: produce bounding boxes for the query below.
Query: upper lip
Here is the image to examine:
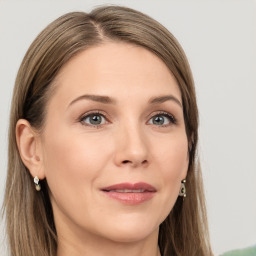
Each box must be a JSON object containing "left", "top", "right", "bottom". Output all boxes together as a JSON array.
[{"left": 101, "top": 182, "right": 157, "bottom": 192}]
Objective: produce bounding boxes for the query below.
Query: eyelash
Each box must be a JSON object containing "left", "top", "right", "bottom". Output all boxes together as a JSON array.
[
  {"left": 79, "top": 110, "right": 177, "bottom": 128},
  {"left": 148, "top": 111, "right": 177, "bottom": 127},
  {"left": 79, "top": 110, "right": 108, "bottom": 129}
]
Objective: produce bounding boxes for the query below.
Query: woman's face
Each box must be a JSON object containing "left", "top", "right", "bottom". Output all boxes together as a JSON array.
[{"left": 40, "top": 42, "right": 189, "bottom": 243}]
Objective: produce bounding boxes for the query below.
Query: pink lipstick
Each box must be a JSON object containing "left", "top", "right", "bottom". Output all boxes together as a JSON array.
[{"left": 101, "top": 182, "right": 156, "bottom": 205}]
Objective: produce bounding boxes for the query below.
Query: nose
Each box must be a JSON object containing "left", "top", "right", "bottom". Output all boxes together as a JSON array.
[{"left": 113, "top": 123, "right": 149, "bottom": 168}]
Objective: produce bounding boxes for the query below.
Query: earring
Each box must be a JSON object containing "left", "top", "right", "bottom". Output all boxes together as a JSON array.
[
  {"left": 34, "top": 176, "right": 41, "bottom": 191},
  {"left": 179, "top": 179, "right": 186, "bottom": 197}
]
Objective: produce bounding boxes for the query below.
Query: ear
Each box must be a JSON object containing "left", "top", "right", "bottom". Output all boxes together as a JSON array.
[{"left": 16, "top": 119, "right": 45, "bottom": 180}]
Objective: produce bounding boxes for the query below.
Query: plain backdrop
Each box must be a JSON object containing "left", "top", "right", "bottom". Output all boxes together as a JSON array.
[{"left": 0, "top": 0, "right": 255, "bottom": 255}]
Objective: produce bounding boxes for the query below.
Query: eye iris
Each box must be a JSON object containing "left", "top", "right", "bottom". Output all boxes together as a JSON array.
[
  {"left": 90, "top": 115, "right": 102, "bottom": 125},
  {"left": 153, "top": 116, "right": 165, "bottom": 125}
]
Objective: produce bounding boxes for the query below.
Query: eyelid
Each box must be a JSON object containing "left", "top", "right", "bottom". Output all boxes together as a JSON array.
[
  {"left": 147, "top": 111, "right": 177, "bottom": 126},
  {"left": 77, "top": 110, "right": 177, "bottom": 128},
  {"left": 78, "top": 110, "right": 110, "bottom": 128}
]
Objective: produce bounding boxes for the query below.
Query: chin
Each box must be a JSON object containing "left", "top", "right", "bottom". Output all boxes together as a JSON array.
[
  {"left": 107, "top": 228, "right": 158, "bottom": 243},
  {"left": 97, "top": 216, "right": 160, "bottom": 243}
]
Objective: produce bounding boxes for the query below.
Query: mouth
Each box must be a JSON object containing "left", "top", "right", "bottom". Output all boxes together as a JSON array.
[
  {"left": 107, "top": 189, "right": 147, "bottom": 193},
  {"left": 101, "top": 182, "right": 156, "bottom": 205}
]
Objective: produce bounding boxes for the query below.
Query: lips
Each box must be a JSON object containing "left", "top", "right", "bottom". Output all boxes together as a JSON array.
[{"left": 101, "top": 182, "right": 156, "bottom": 205}]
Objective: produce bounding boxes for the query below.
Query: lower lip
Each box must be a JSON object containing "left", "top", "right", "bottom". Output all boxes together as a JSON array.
[{"left": 102, "top": 191, "right": 155, "bottom": 205}]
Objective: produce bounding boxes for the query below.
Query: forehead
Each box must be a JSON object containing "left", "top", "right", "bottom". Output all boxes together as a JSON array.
[{"left": 51, "top": 42, "right": 181, "bottom": 104}]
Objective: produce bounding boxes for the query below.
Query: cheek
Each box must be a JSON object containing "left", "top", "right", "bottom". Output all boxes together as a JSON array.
[
  {"left": 164, "top": 142, "right": 188, "bottom": 180},
  {"left": 41, "top": 128, "right": 110, "bottom": 200},
  {"left": 155, "top": 131, "right": 188, "bottom": 178},
  {"left": 152, "top": 133, "right": 188, "bottom": 216}
]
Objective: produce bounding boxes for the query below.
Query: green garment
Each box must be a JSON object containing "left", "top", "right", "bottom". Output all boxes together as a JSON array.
[{"left": 221, "top": 245, "right": 256, "bottom": 256}]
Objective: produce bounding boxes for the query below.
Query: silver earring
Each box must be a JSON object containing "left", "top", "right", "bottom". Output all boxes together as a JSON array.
[
  {"left": 179, "top": 179, "right": 186, "bottom": 197},
  {"left": 34, "top": 176, "right": 41, "bottom": 191}
]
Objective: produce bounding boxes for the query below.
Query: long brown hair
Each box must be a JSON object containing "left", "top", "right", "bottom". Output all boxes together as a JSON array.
[{"left": 2, "top": 5, "right": 213, "bottom": 256}]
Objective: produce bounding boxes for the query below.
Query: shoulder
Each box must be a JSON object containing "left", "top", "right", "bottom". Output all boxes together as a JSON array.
[{"left": 221, "top": 245, "right": 256, "bottom": 256}]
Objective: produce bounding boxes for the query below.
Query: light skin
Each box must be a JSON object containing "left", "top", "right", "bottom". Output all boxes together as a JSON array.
[{"left": 16, "top": 42, "right": 189, "bottom": 256}]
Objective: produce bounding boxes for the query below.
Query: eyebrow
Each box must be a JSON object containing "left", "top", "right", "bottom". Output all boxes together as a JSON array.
[
  {"left": 149, "top": 95, "right": 182, "bottom": 107},
  {"left": 68, "top": 94, "right": 117, "bottom": 107},
  {"left": 68, "top": 94, "right": 182, "bottom": 108}
]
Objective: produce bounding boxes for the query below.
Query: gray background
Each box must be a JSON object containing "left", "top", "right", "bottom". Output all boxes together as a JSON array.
[{"left": 0, "top": 0, "right": 255, "bottom": 255}]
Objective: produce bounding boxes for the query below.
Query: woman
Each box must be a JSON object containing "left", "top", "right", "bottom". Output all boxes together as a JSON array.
[{"left": 2, "top": 5, "right": 213, "bottom": 256}]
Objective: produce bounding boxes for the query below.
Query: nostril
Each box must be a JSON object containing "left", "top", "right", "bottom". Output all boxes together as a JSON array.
[{"left": 121, "top": 159, "right": 148, "bottom": 165}]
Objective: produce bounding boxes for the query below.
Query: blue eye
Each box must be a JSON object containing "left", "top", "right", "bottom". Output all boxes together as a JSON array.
[
  {"left": 149, "top": 113, "right": 176, "bottom": 126},
  {"left": 81, "top": 113, "right": 107, "bottom": 126}
]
